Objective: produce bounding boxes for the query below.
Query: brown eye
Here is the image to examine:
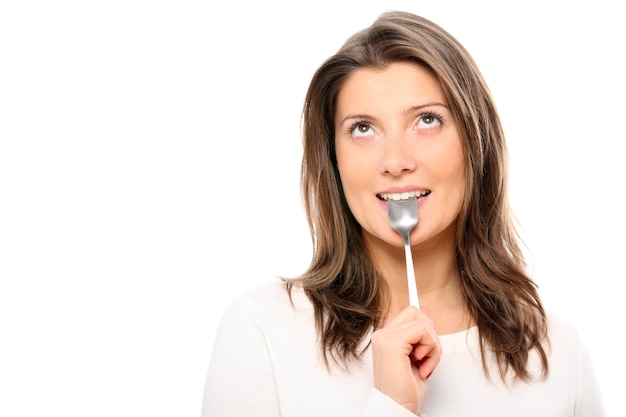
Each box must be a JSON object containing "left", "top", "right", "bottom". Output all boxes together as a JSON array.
[
  {"left": 416, "top": 112, "right": 442, "bottom": 130},
  {"left": 422, "top": 115, "right": 435, "bottom": 124},
  {"left": 351, "top": 121, "right": 374, "bottom": 137}
]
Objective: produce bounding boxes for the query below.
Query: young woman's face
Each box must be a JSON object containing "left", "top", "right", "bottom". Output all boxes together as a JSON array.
[{"left": 334, "top": 62, "right": 465, "bottom": 249}]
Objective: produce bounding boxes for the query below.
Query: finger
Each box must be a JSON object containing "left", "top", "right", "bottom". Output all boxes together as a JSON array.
[
  {"left": 411, "top": 326, "right": 441, "bottom": 380},
  {"left": 410, "top": 324, "right": 440, "bottom": 356},
  {"left": 416, "top": 353, "right": 439, "bottom": 380}
]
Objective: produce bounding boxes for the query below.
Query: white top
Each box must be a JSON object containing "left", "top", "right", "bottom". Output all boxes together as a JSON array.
[{"left": 202, "top": 280, "right": 605, "bottom": 417}]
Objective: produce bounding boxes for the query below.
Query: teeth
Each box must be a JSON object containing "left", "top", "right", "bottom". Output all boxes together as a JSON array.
[{"left": 379, "top": 190, "right": 429, "bottom": 201}]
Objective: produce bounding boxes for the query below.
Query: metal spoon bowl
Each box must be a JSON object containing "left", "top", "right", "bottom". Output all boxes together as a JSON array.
[{"left": 387, "top": 196, "right": 420, "bottom": 308}]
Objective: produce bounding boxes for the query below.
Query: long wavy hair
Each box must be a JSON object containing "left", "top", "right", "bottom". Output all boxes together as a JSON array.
[{"left": 286, "top": 10, "right": 548, "bottom": 382}]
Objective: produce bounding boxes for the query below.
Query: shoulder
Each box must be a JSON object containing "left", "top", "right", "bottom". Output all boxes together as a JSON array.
[
  {"left": 544, "top": 311, "right": 595, "bottom": 371},
  {"left": 227, "top": 279, "right": 312, "bottom": 316},
  {"left": 215, "top": 279, "right": 314, "bottom": 337},
  {"left": 545, "top": 311, "right": 583, "bottom": 346},
  {"left": 211, "top": 279, "right": 321, "bottom": 373}
]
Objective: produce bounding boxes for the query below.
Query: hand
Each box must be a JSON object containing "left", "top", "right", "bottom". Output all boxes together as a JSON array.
[{"left": 371, "top": 305, "right": 441, "bottom": 414}]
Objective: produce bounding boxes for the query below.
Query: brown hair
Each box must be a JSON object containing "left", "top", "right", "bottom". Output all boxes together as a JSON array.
[{"left": 286, "top": 10, "right": 548, "bottom": 382}]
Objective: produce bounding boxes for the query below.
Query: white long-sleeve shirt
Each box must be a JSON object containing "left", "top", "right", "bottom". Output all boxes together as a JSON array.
[{"left": 202, "top": 280, "right": 605, "bottom": 417}]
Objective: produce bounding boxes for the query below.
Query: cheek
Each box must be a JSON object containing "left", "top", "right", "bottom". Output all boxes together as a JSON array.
[
  {"left": 449, "top": 159, "right": 467, "bottom": 209},
  {"left": 336, "top": 148, "right": 364, "bottom": 191},
  {"left": 435, "top": 144, "right": 466, "bottom": 203},
  {"left": 444, "top": 140, "right": 465, "bottom": 180},
  {"left": 336, "top": 152, "right": 372, "bottom": 216},
  {"left": 337, "top": 160, "right": 361, "bottom": 204}
]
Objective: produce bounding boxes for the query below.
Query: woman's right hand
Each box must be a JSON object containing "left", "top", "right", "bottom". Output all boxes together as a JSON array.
[{"left": 370, "top": 305, "right": 441, "bottom": 415}]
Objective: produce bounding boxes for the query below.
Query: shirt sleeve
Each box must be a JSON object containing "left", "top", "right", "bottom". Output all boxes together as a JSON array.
[
  {"left": 201, "top": 295, "right": 280, "bottom": 417},
  {"left": 362, "top": 388, "right": 422, "bottom": 417},
  {"left": 574, "top": 341, "right": 606, "bottom": 417}
]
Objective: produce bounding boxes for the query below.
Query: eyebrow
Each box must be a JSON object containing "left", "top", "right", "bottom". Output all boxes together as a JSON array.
[
  {"left": 339, "top": 102, "right": 450, "bottom": 125},
  {"left": 403, "top": 102, "right": 450, "bottom": 117}
]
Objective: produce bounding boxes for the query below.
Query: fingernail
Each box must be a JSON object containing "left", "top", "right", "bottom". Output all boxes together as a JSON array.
[{"left": 426, "top": 371, "right": 433, "bottom": 380}]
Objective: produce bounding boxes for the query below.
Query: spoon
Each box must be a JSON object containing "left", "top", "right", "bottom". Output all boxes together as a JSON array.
[{"left": 387, "top": 196, "right": 420, "bottom": 308}]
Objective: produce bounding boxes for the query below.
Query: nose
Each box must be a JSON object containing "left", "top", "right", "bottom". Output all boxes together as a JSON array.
[{"left": 380, "top": 134, "right": 417, "bottom": 176}]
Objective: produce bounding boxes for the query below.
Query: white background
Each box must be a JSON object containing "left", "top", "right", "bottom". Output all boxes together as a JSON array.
[{"left": 1, "top": 1, "right": 623, "bottom": 416}]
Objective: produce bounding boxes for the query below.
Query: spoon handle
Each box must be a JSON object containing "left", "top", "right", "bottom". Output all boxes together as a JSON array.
[{"left": 403, "top": 235, "right": 420, "bottom": 308}]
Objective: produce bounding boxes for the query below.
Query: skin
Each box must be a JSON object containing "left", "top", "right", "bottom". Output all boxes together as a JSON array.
[{"left": 334, "top": 62, "right": 470, "bottom": 414}]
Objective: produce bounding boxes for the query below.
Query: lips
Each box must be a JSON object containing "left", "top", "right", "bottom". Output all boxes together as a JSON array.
[{"left": 377, "top": 190, "right": 431, "bottom": 201}]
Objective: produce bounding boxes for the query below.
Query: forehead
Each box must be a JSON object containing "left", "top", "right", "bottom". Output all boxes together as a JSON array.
[{"left": 336, "top": 62, "right": 446, "bottom": 114}]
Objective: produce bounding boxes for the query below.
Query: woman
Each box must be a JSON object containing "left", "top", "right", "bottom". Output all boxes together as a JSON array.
[{"left": 202, "top": 11, "right": 604, "bottom": 417}]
